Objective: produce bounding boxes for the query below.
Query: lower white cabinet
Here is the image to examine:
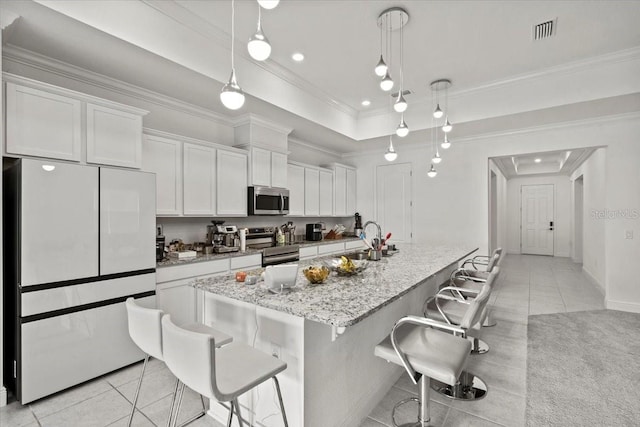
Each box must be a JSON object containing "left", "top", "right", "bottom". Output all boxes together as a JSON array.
[
  {"left": 230, "top": 254, "right": 262, "bottom": 271},
  {"left": 317, "top": 242, "right": 346, "bottom": 255},
  {"left": 299, "top": 246, "right": 318, "bottom": 260},
  {"left": 156, "top": 278, "right": 197, "bottom": 326}
]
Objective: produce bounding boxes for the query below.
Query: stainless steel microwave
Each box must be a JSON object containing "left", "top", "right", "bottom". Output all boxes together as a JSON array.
[{"left": 248, "top": 186, "right": 290, "bottom": 215}]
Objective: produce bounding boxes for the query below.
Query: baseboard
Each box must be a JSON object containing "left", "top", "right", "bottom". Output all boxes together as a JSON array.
[
  {"left": 582, "top": 266, "right": 605, "bottom": 296},
  {"left": 606, "top": 299, "right": 640, "bottom": 313},
  {"left": 0, "top": 386, "right": 7, "bottom": 407}
]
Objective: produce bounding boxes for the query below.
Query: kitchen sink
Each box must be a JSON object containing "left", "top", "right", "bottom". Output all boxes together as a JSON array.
[{"left": 336, "top": 250, "right": 369, "bottom": 261}]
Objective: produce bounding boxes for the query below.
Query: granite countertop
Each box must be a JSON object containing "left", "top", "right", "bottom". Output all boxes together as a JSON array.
[
  {"left": 157, "top": 237, "right": 362, "bottom": 268},
  {"left": 192, "top": 244, "right": 477, "bottom": 327}
]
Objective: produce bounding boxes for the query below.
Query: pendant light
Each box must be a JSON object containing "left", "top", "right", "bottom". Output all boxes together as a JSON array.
[
  {"left": 384, "top": 136, "right": 398, "bottom": 161},
  {"left": 433, "top": 104, "right": 443, "bottom": 119},
  {"left": 396, "top": 115, "right": 409, "bottom": 137},
  {"left": 257, "top": 0, "right": 279, "bottom": 10},
  {"left": 380, "top": 71, "right": 394, "bottom": 91},
  {"left": 441, "top": 134, "right": 451, "bottom": 149},
  {"left": 393, "top": 13, "right": 407, "bottom": 113},
  {"left": 248, "top": 4, "right": 271, "bottom": 61},
  {"left": 432, "top": 146, "right": 442, "bottom": 164},
  {"left": 427, "top": 164, "right": 438, "bottom": 178},
  {"left": 220, "top": 0, "right": 245, "bottom": 110},
  {"left": 374, "top": 16, "right": 387, "bottom": 77},
  {"left": 442, "top": 117, "right": 453, "bottom": 133}
]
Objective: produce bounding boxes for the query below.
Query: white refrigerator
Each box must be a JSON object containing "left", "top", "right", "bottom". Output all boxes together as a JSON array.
[{"left": 3, "top": 158, "right": 156, "bottom": 404}]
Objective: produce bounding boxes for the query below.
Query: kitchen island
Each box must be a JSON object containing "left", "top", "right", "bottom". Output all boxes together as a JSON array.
[{"left": 193, "top": 244, "right": 476, "bottom": 427}]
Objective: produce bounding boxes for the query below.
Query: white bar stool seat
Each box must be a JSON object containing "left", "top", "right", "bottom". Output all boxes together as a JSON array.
[{"left": 125, "top": 297, "right": 232, "bottom": 427}]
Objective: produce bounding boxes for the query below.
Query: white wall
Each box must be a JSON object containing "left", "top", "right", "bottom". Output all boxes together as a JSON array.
[
  {"left": 506, "top": 175, "right": 572, "bottom": 257},
  {"left": 352, "top": 114, "right": 640, "bottom": 312},
  {"left": 570, "top": 148, "right": 607, "bottom": 292},
  {"left": 489, "top": 160, "right": 508, "bottom": 252}
]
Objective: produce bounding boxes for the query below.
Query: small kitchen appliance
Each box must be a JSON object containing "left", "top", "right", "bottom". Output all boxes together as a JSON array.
[
  {"left": 306, "top": 223, "right": 323, "bottom": 241},
  {"left": 354, "top": 212, "right": 363, "bottom": 237},
  {"left": 156, "top": 235, "right": 165, "bottom": 261},
  {"left": 209, "top": 221, "right": 240, "bottom": 253}
]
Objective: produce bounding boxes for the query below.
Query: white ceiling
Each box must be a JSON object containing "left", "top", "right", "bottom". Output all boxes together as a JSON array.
[
  {"left": 493, "top": 148, "right": 596, "bottom": 178},
  {"left": 2, "top": 0, "right": 640, "bottom": 152}
]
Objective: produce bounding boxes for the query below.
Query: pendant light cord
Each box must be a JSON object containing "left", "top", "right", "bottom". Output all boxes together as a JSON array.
[
  {"left": 399, "top": 13, "right": 403, "bottom": 92},
  {"left": 257, "top": 3, "right": 262, "bottom": 30},
  {"left": 231, "top": 0, "right": 236, "bottom": 72}
]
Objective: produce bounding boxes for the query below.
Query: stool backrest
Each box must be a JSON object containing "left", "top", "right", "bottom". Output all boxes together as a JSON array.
[
  {"left": 458, "top": 281, "right": 492, "bottom": 330},
  {"left": 125, "top": 297, "right": 163, "bottom": 360},
  {"left": 161, "top": 315, "right": 220, "bottom": 401},
  {"left": 494, "top": 248, "right": 504, "bottom": 266},
  {"left": 485, "top": 253, "right": 501, "bottom": 272}
]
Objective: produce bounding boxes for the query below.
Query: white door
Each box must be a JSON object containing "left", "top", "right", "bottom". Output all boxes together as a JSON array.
[
  {"left": 100, "top": 168, "right": 156, "bottom": 274},
  {"left": 20, "top": 159, "right": 99, "bottom": 286},
  {"left": 376, "top": 163, "right": 412, "bottom": 243},
  {"left": 521, "top": 184, "right": 554, "bottom": 256}
]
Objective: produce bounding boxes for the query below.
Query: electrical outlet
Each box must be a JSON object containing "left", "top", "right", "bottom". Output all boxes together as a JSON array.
[
  {"left": 271, "top": 343, "right": 281, "bottom": 359},
  {"left": 626, "top": 230, "right": 634, "bottom": 240}
]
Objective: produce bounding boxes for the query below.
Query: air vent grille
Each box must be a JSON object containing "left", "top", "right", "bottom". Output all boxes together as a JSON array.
[
  {"left": 533, "top": 19, "right": 556, "bottom": 40},
  {"left": 391, "top": 89, "right": 411, "bottom": 98}
]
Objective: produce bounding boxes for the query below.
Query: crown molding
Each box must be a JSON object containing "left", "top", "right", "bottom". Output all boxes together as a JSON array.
[
  {"left": 143, "top": 127, "right": 247, "bottom": 154},
  {"left": 288, "top": 137, "right": 342, "bottom": 158},
  {"left": 2, "top": 44, "right": 234, "bottom": 127},
  {"left": 231, "top": 113, "right": 293, "bottom": 135},
  {"left": 141, "top": 0, "right": 358, "bottom": 119},
  {"left": 342, "top": 111, "right": 640, "bottom": 158}
]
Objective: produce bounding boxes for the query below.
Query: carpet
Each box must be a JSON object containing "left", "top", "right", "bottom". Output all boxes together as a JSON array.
[{"left": 526, "top": 309, "right": 640, "bottom": 426}]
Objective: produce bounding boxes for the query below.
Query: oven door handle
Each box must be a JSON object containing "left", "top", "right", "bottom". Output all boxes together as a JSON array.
[{"left": 263, "top": 253, "right": 300, "bottom": 266}]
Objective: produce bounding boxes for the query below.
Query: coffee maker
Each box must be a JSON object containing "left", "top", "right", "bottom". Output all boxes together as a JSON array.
[{"left": 207, "top": 221, "right": 240, "bottom": 253}]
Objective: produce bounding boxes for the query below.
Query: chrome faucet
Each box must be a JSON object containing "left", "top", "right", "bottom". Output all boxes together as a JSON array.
[{"left": 362, "top": 221, "right": 382, "bottom": 246}]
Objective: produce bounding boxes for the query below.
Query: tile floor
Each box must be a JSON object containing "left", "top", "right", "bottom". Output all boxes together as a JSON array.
[{"left": 0, "top": 255, "right": 604, "bottom": 427}]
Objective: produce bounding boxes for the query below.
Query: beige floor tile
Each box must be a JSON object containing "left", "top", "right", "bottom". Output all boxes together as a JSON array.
[
  {"left": 39, "top": 389, "right": 132, "bottom": 427},
  {"left": 443, "top": 407, "right": 506, "bottom": 427},
  {"left": 448, "top": 387, "right": 525, "bottom": 427},
  {"left": 141, "top": 386, "right": 207, "bottom": 426},
  {"left": 116, "top": 364, "right": 177, "bottom": 409},
  {"left": 359, "top": 417, "right": 388, "bottom": 426},
  {"left": 464, "top": 357, "right": 526, "bottom": 397},
  {"left": 528, "top": 303, "right": 567, "bottom": 315},
  {"left": 107, "top": 409, "right": 155, "bottom": 426},
  {"left": 368, "top": 386, "right": 449, "bottom": 426},
  {"left": 104, "top": 358, "right": 166, "bottom": 388},
  {"left": 0, "top": 400, "right": 39, "bottom": 427},
  {"left": 30, "top": 378, "right": 113, "bottom": 419}
]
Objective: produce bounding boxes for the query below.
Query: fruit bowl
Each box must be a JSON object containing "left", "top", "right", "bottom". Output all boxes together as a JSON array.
[
  {"left": 303, "top": 266, "right": 331, "bottom": 284},
  {"left": 330, "top": 256, "right": 368, "bottom": 276}
]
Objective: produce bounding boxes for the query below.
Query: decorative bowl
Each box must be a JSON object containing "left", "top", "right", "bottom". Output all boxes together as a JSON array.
[
  {"left": 303, "top": 266, "right": 331, "bottom": 284},
  {"left": 330, "top": 257, "right": 368, "bottom": 276}
]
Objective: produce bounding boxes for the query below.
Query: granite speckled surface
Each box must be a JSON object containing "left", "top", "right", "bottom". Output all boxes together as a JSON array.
[
  {"left": 156, "top": 237, "right": 361, "bottom": 268},
  {"left": 192, "top": 244, "right": 477, "bottom": 327}
]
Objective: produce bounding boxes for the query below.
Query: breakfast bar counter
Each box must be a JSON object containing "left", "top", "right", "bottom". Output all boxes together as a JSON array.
[{"left": 194, "top": 244, "right": 477, "bottom": 427}]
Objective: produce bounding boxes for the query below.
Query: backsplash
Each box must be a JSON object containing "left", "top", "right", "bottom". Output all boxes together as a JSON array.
[{"left": 157, "top": 216, "right": 358, "bottom": 243}]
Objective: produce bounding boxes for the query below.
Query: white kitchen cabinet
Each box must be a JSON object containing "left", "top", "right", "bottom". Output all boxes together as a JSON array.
[
  {"left": 156, "top": 278, "right": 197, "bottom": 326},
  {"left": 334, "top": 166, "right": 347, "bottom": 216},
  {"left": 288, "top": 163, "right": 305, "bottom": 216},
  {"left": 271, "top": 151, "right": 288, "bottom": 188},
  {"left": 304, "top": 168, "right": 320, "bottom": 216},
  {"left": 183, "top": 143, "right": 216, "bottom": 216},
  {"left": 5, "top": 81, "right": 82, "bottom": 161},
  {"left": 86, "top": 103, "right": 142, "bottom": 168},
  {"left": 217, "top": 150, "right": 248, "bottom": 216},
  {"left": 317, "top": 242, "right": 346, "bottom": 255},
  {"left": 142, "top": 134, "right": 182, "bottom": 216},
  {"left": 299, "top": 246, "right": 318, "bottom": 260},
  {"left": 319, "top": 169, "right": 333, "bottom": 216},
  {"left": 346, "top": 167, "right": 357, "bottom": 215},
  {"left": 251, "top": 147, "right": 272, "bottom": 186},
  {"left": 345, "top": 239, "right": 367, "bottom": 251},
  {"left": 230, "top": 254, "right": 262, "bottom": 271}
]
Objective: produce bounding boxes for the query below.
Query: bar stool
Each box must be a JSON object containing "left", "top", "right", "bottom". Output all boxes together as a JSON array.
[
  {"left": 449, "top": 259, "right": 502, "bottom": 328},
  {"left": 124, "top": 297, "right": 233, "bottom": 427},
  {"left": 161, "top": 315, "right": 289, "bottom": 427},
  {"left": 421, "top": 281, "right": 493, "bottom": 400}
]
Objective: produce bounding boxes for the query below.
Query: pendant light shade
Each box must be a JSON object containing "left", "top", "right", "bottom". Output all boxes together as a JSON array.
[
  {"left": 441, "top": 134, "right": 451, "bottom": 149},
  {"left": 375, "top": 55, "right": 387, "bottom": 77},
  {"left": 396, "top": 116, "right": 409, "bottom": 137},
  {"left": 380, "top": 71, "right": 394, "bottom": 91},
  {"left": 442, "top": 117, "right": 453, "bottom": 133},
  {"left": 427, "top": 164, "right": 438, "bottom": 178},
  {"left": 384, "top": 136, "right": 398, "bottom": 161},
  {"left": 257, "top": 0, "right": 279, "bottom": 10},
  {"left": 432, "top": 149, "right": 442, "bottom": 164},
  {"left": 220, "top": 70, "right": 245, "bottom": 110},
  {"left": 433, "top": 104, "right": 444, "bottom": 119},
  {"left": 248, "top": 7, "right": 271, "bottom": 61},
  {"left": 393, "top": 93, "right": 407, "bottom": 113}
]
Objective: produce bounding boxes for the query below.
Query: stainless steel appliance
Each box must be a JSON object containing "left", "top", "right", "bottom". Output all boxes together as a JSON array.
[
  {"left": 3, "top": 158, "right": 156, "bottom": 404},
  {"left": 245, "top": 227, "right": 300, "bottom": 266},
  {"left": 207, "top": 221, "right": 240, "bottom": 253},
  {"left": 248, "top": 186, "right": 289, "bottom": 215},
  {"left": 306, "top": 223, "right": 323, "bottom": 241},
  {"left": 156, "top": 236, "right": 165, "bottom": 261}
]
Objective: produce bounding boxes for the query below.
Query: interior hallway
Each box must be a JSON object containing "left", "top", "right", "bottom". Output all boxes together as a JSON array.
[{"left": 0, "top": 255, "right": 605, "bottom": 427}]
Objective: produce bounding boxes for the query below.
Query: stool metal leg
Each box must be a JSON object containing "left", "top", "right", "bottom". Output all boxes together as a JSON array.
[
  {"left": 419, "top": 376, "right": 430, "bottom": 426},
  {"left": 166, "top": 379, "right": 180, "bottom": 427},
  {"left": 431, "top": 370, "right": 488, "bottom": 401},
  {"left": 471, "top": 337, "right": 490, "bottom": 355},
  {"left": 170, "top": 382, "right": 186, "bottom": 427},
  {"left": 273, "top": 376, "right": 289, "bottom": 427},
  {"left": 127, "top": 354, "right": 149, "bottom": 427},
  {"left": 233, "top": 399, "right": 245, "bottom": 427},
  {"left": 226, "top": 401, "right": 234, "bottom": 427}
]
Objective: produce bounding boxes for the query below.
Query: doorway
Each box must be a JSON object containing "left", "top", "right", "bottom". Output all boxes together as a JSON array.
[
  {"left": 489, "top": 170, "right": 498, "bottom": 252},
  {"left": 573, "top": 176, "right": 584, "bottom": 263},
  {"left": 375, "top": 163, "right": 412, "bottom": 242},
  {"left": 521, "top": 184, "right": 554, "bottom": 255}
]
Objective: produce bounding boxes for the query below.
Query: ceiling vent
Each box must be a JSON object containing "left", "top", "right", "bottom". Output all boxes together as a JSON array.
[
  {"left": 391, "top": 89, "right": 411, "bottom": 98},
  {"left": 533, "top": 19, "right": 556, "bottom": 41}
]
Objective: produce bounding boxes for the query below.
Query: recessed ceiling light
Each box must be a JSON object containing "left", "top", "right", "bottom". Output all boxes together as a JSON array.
[
  {"left": 535, "top": 158, "right": 542, "bottom": 163},
  {"left": 292, "top": 52, "right": 304, "bottom": 62},
  {"left": 361, "top": 100, "right": 371, "bottom": 106}
]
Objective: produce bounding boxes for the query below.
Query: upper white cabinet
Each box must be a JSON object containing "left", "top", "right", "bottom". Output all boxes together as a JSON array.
[
  {"left": 304, "top": 168, "right": 320, "bottom": 216},
  {"left": 4, "top": 75, "right": 147, "bottom": 167},
  {"left": 346, "top": 167, "right": 357, "bottom": 215},
  {"left": 142, "top": 134, "right": 182, "bottom": 216},
  {"left": 5, "top": 81, "right": 82, "bottom": 161},
  {"left": 86, "top": 103, "right": 143, "bottom": 168},
  {"left": 319, "top": 169, "right": 334, "bottom": 216},
  {"left": 249, "top": 147, "right": 288, "bottom": 188},
  {"left": 288, "top": 164, "right": 305, "bottom": 216},
  {"left": 334, "top": 166, "right": 347, "bottom": 216},
  {"left": 183, "top": 143, "right": 216, "bottom": 216},
  {"left": 217, "top": 150, "right": 248, "bottom": 216}
]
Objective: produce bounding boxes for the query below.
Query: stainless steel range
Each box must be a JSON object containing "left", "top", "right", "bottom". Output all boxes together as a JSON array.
[{"left": 245, "top": 227, "right": 300, "bottom": 266}]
